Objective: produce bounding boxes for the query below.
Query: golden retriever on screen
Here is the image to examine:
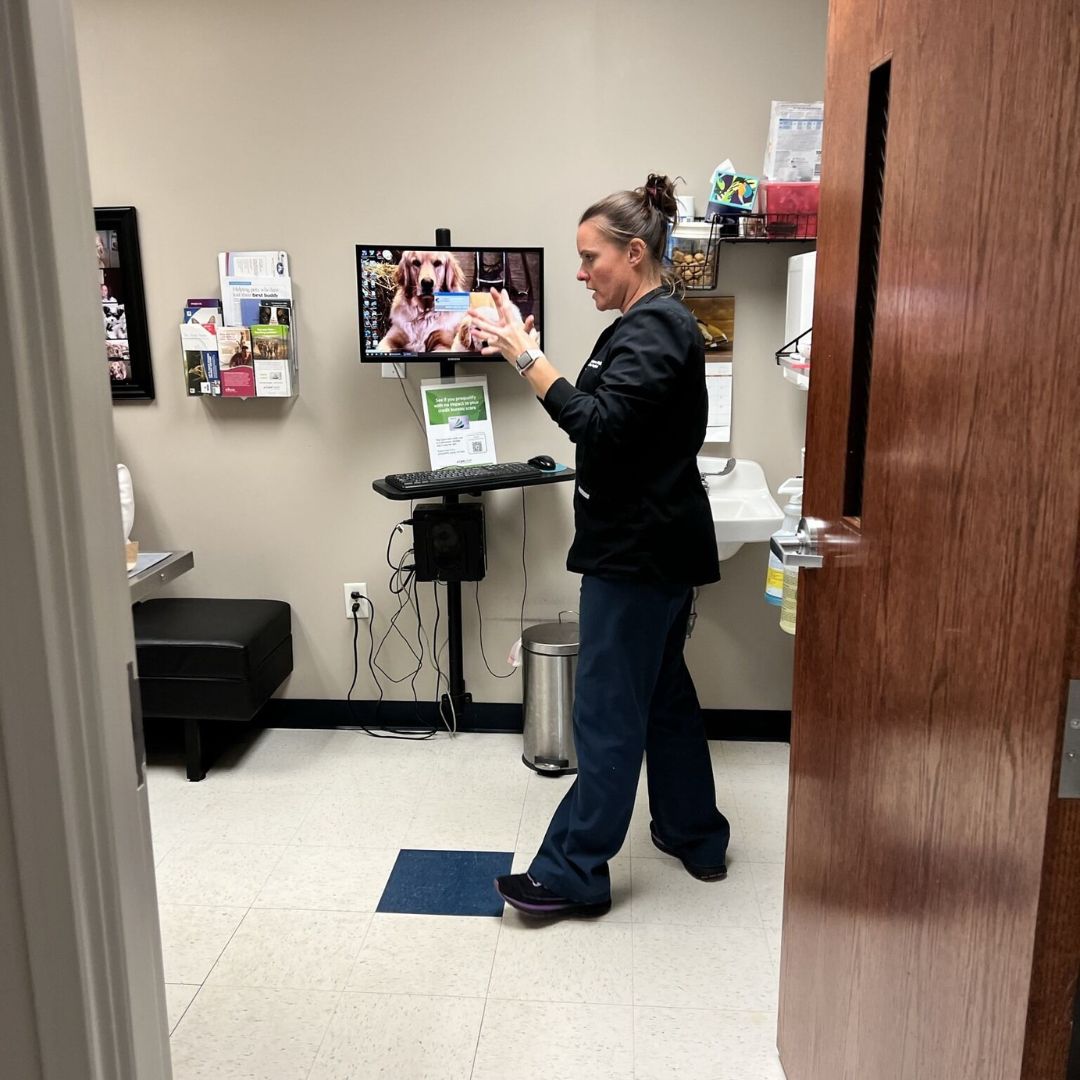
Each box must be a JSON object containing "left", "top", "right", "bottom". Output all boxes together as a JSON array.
[{"left": 375, "top": 250, "right": 467, "bottom": 353}]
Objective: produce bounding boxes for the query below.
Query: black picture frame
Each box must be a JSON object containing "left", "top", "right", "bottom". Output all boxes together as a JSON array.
[{"left": 94, "top": 206, "right": 155, "bottom": 401}]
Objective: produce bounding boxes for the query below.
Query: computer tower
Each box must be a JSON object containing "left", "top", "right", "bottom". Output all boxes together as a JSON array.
[{"left": 412, "top": 503, "right": 486, "bottom": 582}]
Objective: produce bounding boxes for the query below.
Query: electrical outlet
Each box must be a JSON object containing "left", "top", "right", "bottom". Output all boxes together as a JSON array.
[
  {"left": 381, "top": 362, "right": 405, "bottom": 379},
  {"left": 343, "top": 583, "right": 370, "bottom": 619}
]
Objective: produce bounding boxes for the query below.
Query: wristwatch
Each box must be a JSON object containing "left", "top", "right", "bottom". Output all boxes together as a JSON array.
[{"left": 515, "top": 347, "right": 544, "bottom": 376}]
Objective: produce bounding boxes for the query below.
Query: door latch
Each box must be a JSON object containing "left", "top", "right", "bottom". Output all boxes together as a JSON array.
[
  {"left": 1057, "top": 680, "right": 1080, "bottom": 799},
  {"left": 769, "top": 517, "right": 826, "bottom": 569}
]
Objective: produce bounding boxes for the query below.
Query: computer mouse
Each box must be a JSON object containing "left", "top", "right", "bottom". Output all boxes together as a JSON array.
[{"left": 527, "top": 454, "right": 557, "bottom": 471}]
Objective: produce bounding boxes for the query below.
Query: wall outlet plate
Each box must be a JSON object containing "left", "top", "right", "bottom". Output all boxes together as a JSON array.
[
  {"left": 343, "top": 583, "right": 370, "bottom": 619},
  {"left": 381, "top": 362, "right": 404, "bottom": 379}
]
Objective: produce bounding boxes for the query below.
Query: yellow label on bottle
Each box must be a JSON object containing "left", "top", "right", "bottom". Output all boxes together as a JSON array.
[{"left": 779, "top": 567, "right": 798, "bottom": 635}]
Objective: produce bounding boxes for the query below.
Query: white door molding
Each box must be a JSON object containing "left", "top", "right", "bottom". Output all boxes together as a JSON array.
[{"left": 0, "top": 0, "right": 170, "bottom": 1077}]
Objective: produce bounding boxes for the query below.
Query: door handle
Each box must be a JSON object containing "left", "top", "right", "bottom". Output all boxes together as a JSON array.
[{"left": 770, "top": 517, "right": 826, "bottom": 569}]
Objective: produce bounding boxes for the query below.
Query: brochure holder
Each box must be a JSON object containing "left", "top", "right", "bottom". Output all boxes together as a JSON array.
[{"left": 180, "top": 251, "right": 299, "bottom": 399}]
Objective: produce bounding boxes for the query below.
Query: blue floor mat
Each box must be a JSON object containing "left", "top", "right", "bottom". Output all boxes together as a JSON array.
[{"left": 377, "top": 849, "right": 514, "bottom": 917}]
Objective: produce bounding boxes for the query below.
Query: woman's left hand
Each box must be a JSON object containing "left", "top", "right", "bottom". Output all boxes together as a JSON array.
[{"left": 467, "top": 288, "right": 539, "bottom": 365}]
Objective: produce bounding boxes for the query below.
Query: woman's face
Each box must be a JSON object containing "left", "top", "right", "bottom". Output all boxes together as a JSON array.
[{"left": 576, "top": 218, "right": 635, "bottom": 313}]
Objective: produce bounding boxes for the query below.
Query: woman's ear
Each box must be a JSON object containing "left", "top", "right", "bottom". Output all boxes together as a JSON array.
[{"left": 627, "top": 237, "right": 646, "bottom": 266}]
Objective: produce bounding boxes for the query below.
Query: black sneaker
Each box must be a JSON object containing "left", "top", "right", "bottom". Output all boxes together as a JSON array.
[
  {"left": 494, "top": 873, "right": 612, "bottom": 918},
  {"left": 649, "top": 822, "right": 728, "bottom": 882}
]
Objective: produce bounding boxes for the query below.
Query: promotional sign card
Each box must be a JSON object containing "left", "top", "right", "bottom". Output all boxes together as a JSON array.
[{"left": 420, "top": 376, "right": 497, "bottom": 469}]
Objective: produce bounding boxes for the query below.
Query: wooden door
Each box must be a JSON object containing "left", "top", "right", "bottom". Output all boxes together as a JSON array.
[{"left": 777, "top": 2, "right": 1080, "bottom": 1078}]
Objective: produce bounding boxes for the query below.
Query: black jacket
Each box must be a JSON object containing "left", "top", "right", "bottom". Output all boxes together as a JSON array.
[{"left": 542, "top": 287, "right": 720, "bottom": 585}]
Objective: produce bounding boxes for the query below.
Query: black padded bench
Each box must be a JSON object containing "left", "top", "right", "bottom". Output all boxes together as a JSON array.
[{"left": 133, "top": 598, "right": 293, "bottom": 781}]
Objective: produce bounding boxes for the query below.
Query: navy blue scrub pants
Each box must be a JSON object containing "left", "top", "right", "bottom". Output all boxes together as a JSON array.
[{"left": 528, "top": 575, "right": 730, "bottom": 903}]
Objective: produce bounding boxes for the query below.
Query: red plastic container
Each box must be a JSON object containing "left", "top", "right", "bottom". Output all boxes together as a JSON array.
[{"left": 760, "top": 181, "right": 819, "bottom": 238}]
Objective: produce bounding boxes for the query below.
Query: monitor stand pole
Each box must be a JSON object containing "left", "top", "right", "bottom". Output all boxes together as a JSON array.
[{"left": 435, "top": 226, "right": 471, "bottom": 726}]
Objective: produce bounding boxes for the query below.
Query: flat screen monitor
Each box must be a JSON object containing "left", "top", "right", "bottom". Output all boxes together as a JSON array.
[{"left": 356, "top": 245, "right": 544, "bottom": 362}]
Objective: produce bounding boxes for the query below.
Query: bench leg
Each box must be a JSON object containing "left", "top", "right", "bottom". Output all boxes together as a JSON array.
[{"left": 185, "top": 718, "right": 206, "bottom": 782}]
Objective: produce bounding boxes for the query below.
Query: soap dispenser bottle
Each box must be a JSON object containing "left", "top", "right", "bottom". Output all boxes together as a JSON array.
[
  {"left": 779, "top": 560, "right": 799, "bottom": 635},
  {"left": 765, "top": 477, "right": 803, "bottom": 606}
]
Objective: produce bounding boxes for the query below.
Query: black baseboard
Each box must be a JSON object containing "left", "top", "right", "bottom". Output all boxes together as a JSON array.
[{"left": 257, "top": 698, "right": 790, "bottom": 742}]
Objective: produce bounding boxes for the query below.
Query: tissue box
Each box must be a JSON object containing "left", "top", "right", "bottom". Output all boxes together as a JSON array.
[{"left": 707, "top": 169, "right": 759, "bottom": 216}]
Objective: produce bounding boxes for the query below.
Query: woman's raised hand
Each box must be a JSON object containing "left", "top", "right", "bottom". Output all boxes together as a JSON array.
[{"left": 467, "top": 288, "right": 538, "bottom": 365}]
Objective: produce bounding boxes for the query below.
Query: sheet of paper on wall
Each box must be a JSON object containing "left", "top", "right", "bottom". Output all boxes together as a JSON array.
[
  {"left": 762, "top": 101, "right": 824, "bottom": 181},
  {"left": 218, "top": 250, "right": 292, "bottom": 327},
  {"left": 705, "top": 362, "right": 732, "bottom": 443},
  {"left": 420, "top": 376, "right": 498, "bottom": 469}
]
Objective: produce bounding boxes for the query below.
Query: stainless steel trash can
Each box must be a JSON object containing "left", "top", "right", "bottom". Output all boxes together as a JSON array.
[{"left": 521, "top": 620, "right": 579, "bottom": 776}]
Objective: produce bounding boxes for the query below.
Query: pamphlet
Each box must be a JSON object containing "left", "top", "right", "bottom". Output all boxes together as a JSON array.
[
  {"left": 218, "top": 250, "right": 292, "bottom": 326},
  {"left": 240, "top": 297, "right": 292, "bottom": 328},
  {"left": 250, "top": 324, "right": 289, "bottom": 359},
  {"left": 221, "top": 363, "right": 256, "bottom": 398},
  {"left": 183, "top": 299, "right": 223, "bottom": 329},
  {"left": 251, "top": 324, "right": 294, "bottom": 396},
  {"left": 217, "top": 327, "right": 253, "bottom": 369},
  {"left": 421, "top": 376, "right": 497, "bottom": 469},
  {"left": 179, "top": 322, "right": 221, "bottom": 395},
  {"left": 254, "top": 358, "right": 294, "bottom": 397},
  {"left": 217, "top": 327, "right": 256, "bottom": 397}
]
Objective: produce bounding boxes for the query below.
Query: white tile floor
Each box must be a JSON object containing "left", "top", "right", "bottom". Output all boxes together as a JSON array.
[{"left": 149, "top": 729, "right": 789, "bottom": 1079}]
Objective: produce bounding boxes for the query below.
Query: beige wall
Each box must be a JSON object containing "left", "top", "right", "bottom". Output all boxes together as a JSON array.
[{"left": 73, "top": 0, "right": 826, "bottom": 711}]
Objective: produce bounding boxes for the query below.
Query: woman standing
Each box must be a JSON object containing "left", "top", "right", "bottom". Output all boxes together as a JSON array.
[{"left": 471, "top": 175, "right": 730, "bottom": 917}]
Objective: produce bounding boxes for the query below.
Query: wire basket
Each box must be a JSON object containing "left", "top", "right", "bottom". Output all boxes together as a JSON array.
[
  {"left": 667, "top": 219, "right": 721, "bottom": 290},
  {"left": 712, "top": 213, "right": 819, "bottom": 241},
  {"left": 760, "top": 212, "right": 817, "bottom": 240}
]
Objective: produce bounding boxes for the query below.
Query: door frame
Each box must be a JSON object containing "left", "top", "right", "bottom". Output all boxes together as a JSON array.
[{"left": 0, "top": 0, "right": 170, "bottom": 1076}]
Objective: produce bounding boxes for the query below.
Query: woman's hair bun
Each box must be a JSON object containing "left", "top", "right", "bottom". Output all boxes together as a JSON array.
[{"left": 642, "top": 174, "right": 678, "bottom": 219}]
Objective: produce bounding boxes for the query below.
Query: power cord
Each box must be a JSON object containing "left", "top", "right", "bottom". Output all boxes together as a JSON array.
[
  {"left": 351, "top": 495, "right": 530, "bottom": 736},
  {"left": 373, "top": 547, "right": 424, "bottom": 680},
  {"left": 475, "top": 581, "right": 516, "bottom": 680},
  {"left": 346, "top": 590, "right": 436, "bottom": 740},
  {"left": 519, "top": 487, "right": 528, "bottom": 637},
  {"left": 389, "top": 363, "right": 427, "bottom": 438},
  {"left": 347, "top": 518, "right": 455, "bottom": 739},
  {"left": 430, "top": 582, "right": 457, "bottom": 735},
  {"left": 475, "top": 487, "right": 528, "bottom": 679}
]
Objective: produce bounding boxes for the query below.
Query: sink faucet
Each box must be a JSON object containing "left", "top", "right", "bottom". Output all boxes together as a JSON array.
[{"left": 700, "top": 457, "right": 736, "bottom": 492}]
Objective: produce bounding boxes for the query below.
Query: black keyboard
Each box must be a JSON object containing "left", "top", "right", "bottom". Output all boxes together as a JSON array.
[{"left": 384, "top": 461, "right": 545, "bottom": 493}]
